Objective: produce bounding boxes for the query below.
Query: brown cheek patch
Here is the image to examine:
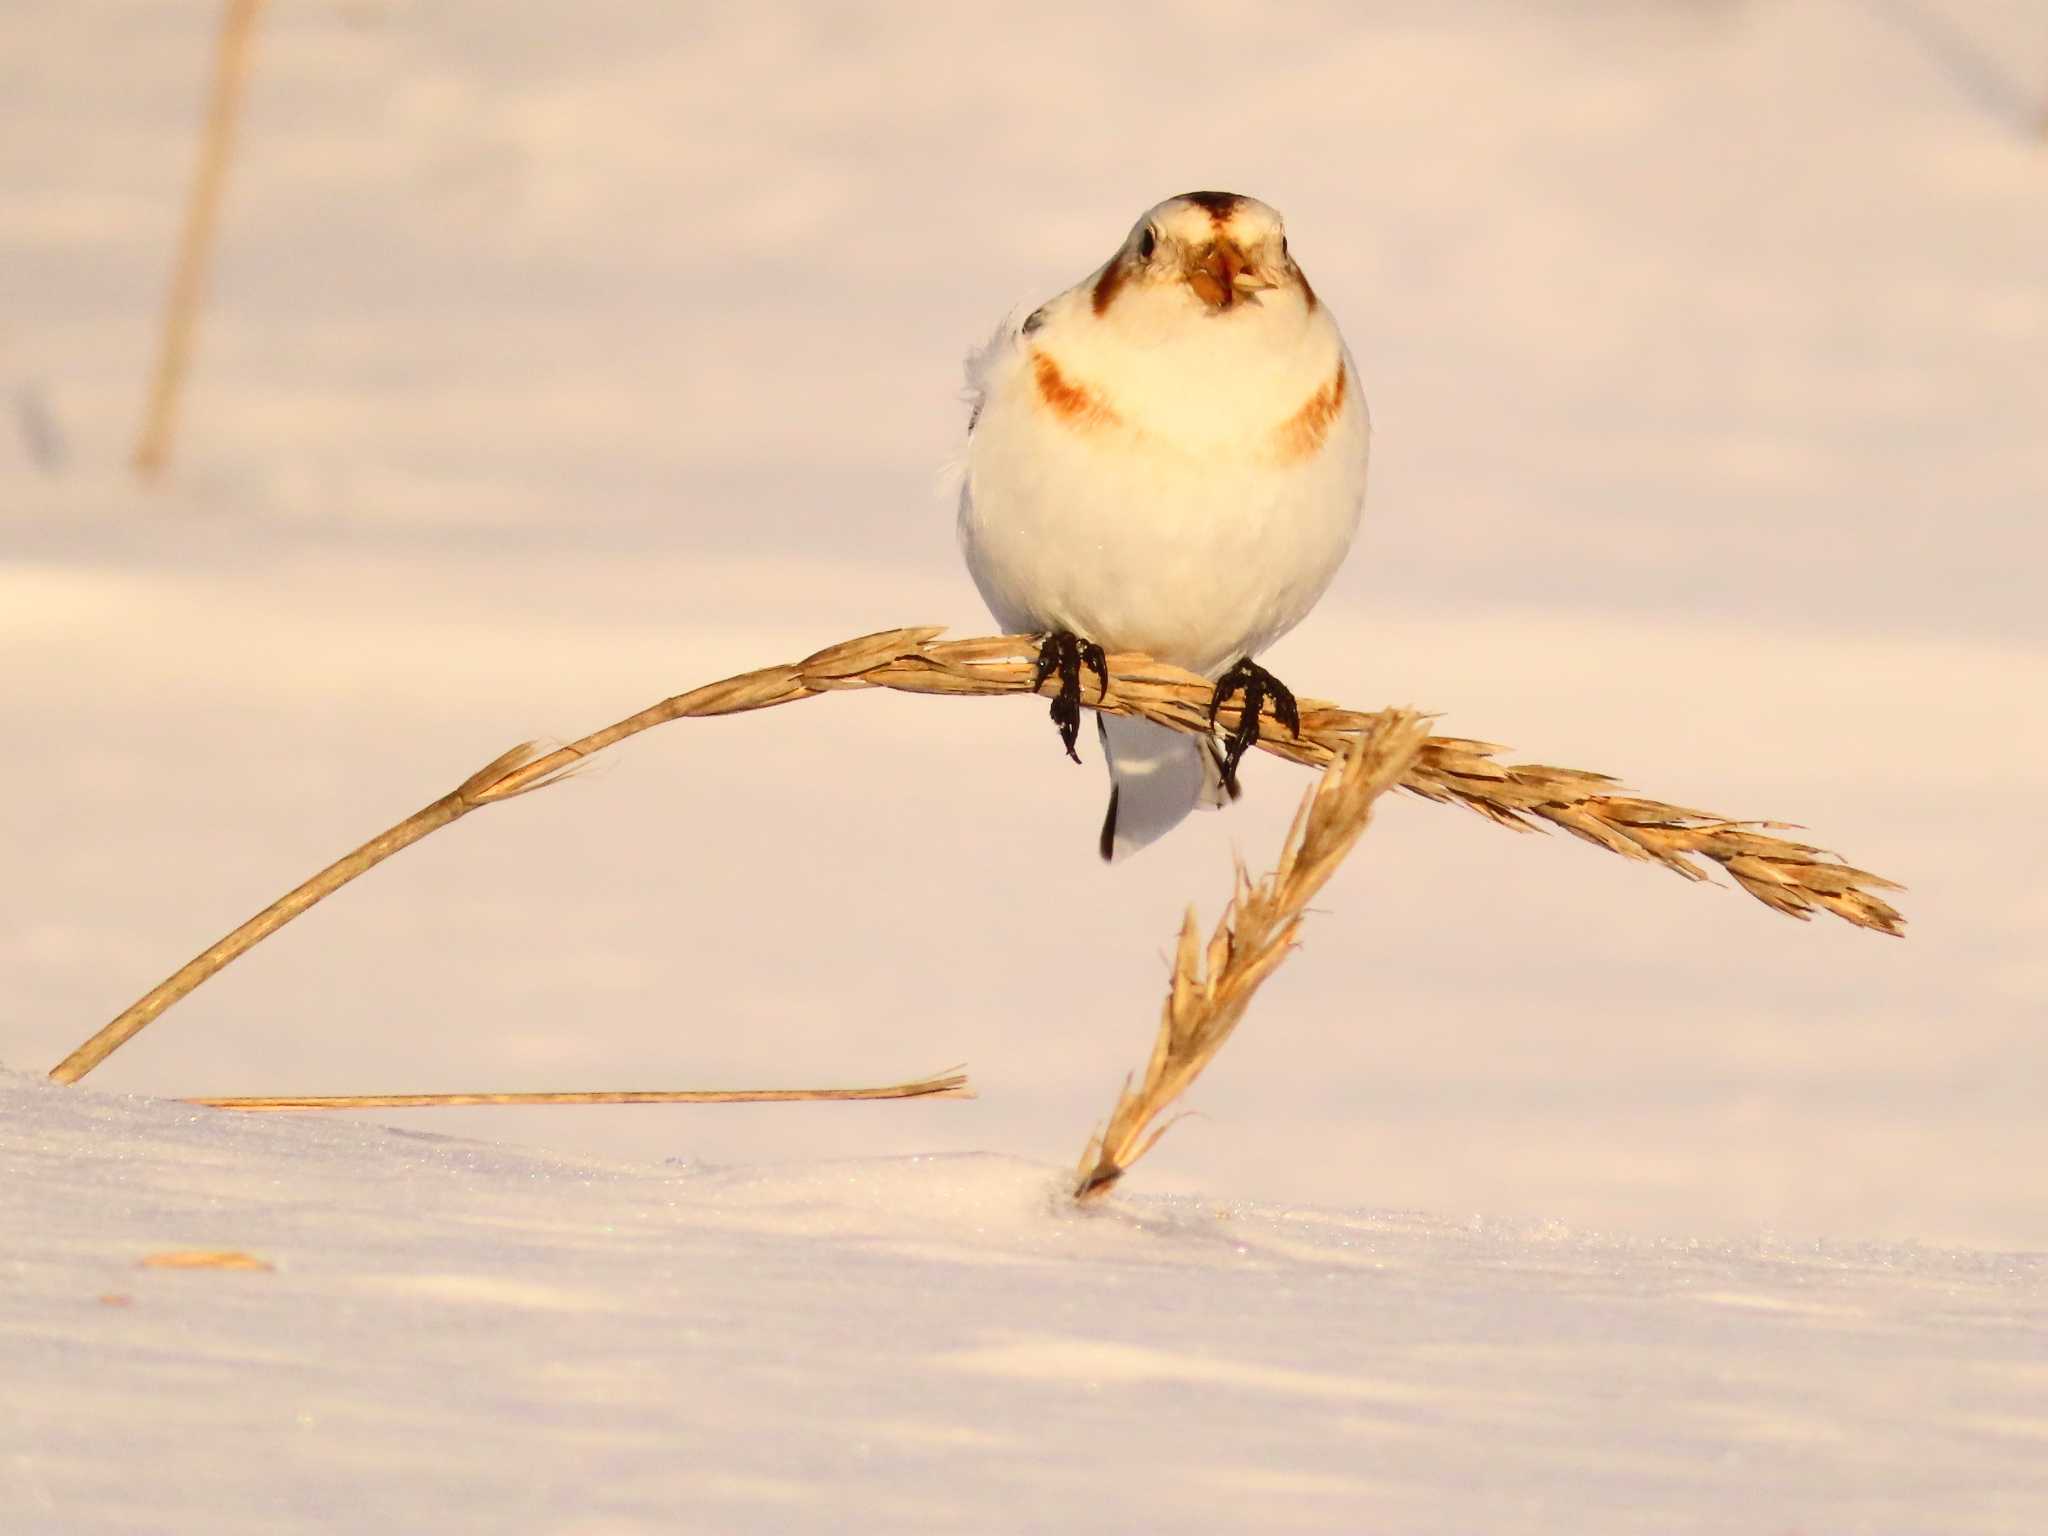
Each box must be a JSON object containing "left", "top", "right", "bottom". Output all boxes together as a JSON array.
[
  {"left": 1091, "top": 257, "right": 1128, "bottom": 316},
  {"left": 1271, "top": 360, "right": 1348, "bottom": 463},
  {"left": 1295, "top": 262, "right": 1318, "bottom": 313},
  {"left": 1032, "top": 351, "right": 1121, "bottom": 433}
]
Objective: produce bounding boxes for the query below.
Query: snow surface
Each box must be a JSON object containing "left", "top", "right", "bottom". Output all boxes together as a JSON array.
[
  {"left": 5, "top": 1069, "right": 2045, "bottom": 1534},
  {"left": 6, "top": 0, "right": 2048, "bottom": 1526}
]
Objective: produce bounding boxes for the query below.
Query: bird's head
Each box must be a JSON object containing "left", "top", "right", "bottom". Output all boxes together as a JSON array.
[{"left": 1092, "top": 191, "right": 1311, "bottom": 319}]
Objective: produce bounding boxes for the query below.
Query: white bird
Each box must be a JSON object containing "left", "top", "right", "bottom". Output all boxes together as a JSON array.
[{"left": 958, "top": 190, "right": 1369, "bottom": 859}]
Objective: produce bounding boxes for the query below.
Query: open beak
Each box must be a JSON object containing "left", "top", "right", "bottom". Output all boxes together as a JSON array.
[{"left": 1186, "top": 239, "right": 1274, "bottom": 311}]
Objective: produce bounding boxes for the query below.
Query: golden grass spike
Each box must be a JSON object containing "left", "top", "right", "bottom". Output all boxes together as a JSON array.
[
  {"left": 1075, "top": 711, "right": 1432, "bottom": 1200},
  {"left": 49, "top": 631, "right": 1903, "bottom": 1085}
]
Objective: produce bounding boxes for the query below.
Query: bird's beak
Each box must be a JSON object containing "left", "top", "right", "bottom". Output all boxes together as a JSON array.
[{"left": 1186, "top": 239, "right": 1274, "bottom": 311}]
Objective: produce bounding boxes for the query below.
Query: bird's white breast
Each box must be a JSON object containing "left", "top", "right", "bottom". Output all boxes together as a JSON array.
[{"left": 958, "top": 285, "right": 1369, "bottom": 678}]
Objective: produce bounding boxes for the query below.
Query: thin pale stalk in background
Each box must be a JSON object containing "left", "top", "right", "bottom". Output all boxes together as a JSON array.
[{"left": 132, "top": 0, "right": 268, "bottom": 481}]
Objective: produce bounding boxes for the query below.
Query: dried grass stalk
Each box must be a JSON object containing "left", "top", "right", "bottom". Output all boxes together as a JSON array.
[
  {"left": 49, "top": 628, "right": 1903, "bottom": 1085},
  {"left": 138, "top": 1250, "right": 273, "bottom": 1272},
  {"left": 132, "top": 0, "right": 268, "bottom": 481},
  {"left": 1075, "top": 711, "right": 1432, "bottom": 1199},
  {"left": 185, "top": 1070, "right": 971, "bottom": 1111}
]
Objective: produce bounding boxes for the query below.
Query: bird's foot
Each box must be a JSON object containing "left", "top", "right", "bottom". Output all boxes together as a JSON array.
[
  {"left": 1209, "top": 656, "right": 1300, "bottom": 794},
  {"left": 1032, "top": 631, "right": 1109, "bottom": 762}
]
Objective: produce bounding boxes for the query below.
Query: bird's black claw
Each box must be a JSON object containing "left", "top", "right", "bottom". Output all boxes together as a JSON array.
[
  {"left": 1033, "top": 631, "right": 1109, "bottom": 763},
  {"left": 1209, "top": 656, "right": 1300, "bottom": 796}
]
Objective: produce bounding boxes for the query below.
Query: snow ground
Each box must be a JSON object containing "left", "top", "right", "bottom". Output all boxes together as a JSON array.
[
  {"left": 5, "top": 0, "right": 2048, "bottom": 1527},
  {"left": 5, "top": 1068, "right": 2045, "bottom": 1534}
]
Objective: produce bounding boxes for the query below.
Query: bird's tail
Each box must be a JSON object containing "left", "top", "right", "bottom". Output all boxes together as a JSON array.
[{"left": 1096, "top": 715, "right": 1233, "bottom": 861}]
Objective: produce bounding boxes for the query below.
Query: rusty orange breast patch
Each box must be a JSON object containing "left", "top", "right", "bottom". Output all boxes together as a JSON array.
[
  {"left": 1270, "top": 359, "right": 1348, "bottom": 464},
  {"left": 1032, "top": 350, "right": 1122, "bottom": 433}
]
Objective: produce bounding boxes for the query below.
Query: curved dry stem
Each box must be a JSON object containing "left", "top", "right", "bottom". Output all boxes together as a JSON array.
[{"left": 49, "top": 627, "right": 1903, "bottom": 1085}]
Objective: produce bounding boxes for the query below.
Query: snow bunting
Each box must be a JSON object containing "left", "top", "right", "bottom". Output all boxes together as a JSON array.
[{"left": 958, "top": 190, "right": 1369, "bottom": 859}]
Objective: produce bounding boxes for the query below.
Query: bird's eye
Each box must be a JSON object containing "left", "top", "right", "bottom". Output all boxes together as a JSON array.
[{"left": 1136, "top": 227, "right": 1157, "bottom": 261}]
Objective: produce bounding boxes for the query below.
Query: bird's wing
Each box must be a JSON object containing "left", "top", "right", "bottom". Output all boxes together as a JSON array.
[{"left": 962, "top": 304, "right": 1045, "bottom": 436}]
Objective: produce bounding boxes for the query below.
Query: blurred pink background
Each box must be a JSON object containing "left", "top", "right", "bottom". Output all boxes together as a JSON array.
[{"left": 5, "top": 0, "right": 2044, "bottom": 1246}]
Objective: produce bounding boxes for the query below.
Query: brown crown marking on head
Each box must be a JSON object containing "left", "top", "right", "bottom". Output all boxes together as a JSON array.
[
  {"left": 1181, "top": 190, "right": 1244, "bottom": 224},
  {"left": 1091, "top": 257, "right": 1129, "bottom": 316},
  {"left": 1271, "top": 358, "right": 1348, "bottom": 463},
  {"left": 1032, "top": 350, "right": 1121, "bottom": 431}
]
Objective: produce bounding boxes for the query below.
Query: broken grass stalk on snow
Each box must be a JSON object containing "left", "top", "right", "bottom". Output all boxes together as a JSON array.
[{"left": 184, "top": 1070, "right": 972, "bottom": 1112}]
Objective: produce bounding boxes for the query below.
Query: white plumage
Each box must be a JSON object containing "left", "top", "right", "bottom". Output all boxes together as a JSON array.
[{"left": 958, "top": 191, "right": 1369, "bottom": 858}]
